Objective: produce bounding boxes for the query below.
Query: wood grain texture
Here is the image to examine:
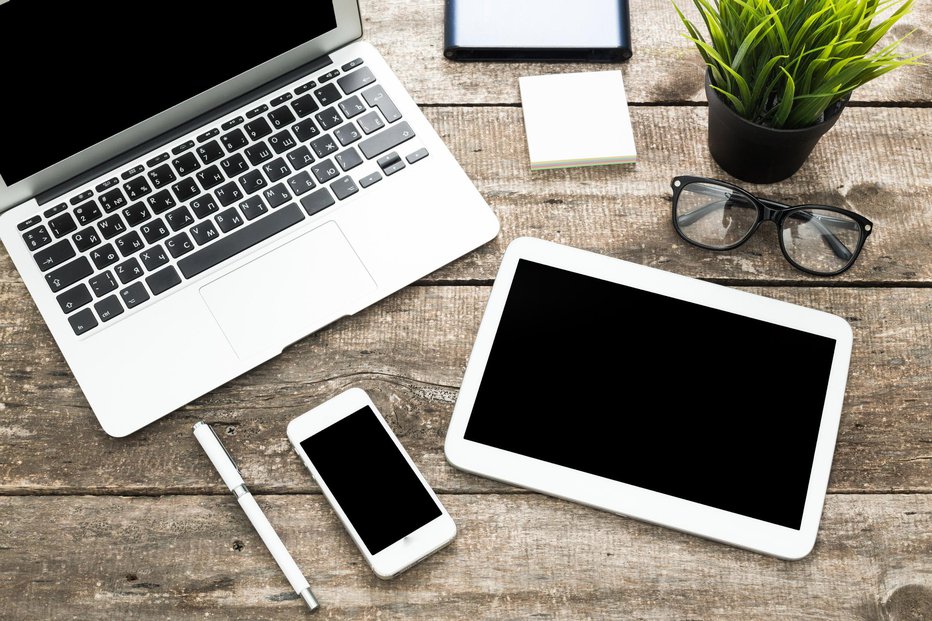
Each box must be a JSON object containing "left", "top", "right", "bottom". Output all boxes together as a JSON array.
[
  {"left": 363, "top": 0, "right": 932, "bottom": 105},
  {"left": 1, "top": 285, "right": 928, "bottom": 495},
  {"left": 0, "top": 494, "right": 929, "bottom": 620}
]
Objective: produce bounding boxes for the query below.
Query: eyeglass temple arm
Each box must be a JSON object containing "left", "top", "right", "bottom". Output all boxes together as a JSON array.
[{"left": 676, "top": 186, "right": 853, "bottom": 261}]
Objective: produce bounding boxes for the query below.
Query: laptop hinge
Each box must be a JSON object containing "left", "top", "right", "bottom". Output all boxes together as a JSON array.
[{"left": 36, "top": 54, "right": 333, "bottom": 206}]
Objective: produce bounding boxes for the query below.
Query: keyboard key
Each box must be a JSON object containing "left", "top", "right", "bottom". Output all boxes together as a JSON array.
[
  {"left": 70, "top": 190, "right": 94, "bottom": 206},
  {"left": 262, "top": 183, "right": 292, "bottom": 209},
  {"left": 89, "top": 271, "right": 118, "bottom": 297},
  {"left": 147, "top": 189, "right": 177, "bottom": 214},
  {"left": 239, "top": 170, "right": 267, "bottom": 195},
  {"left": 140, "top": 245, "right": 170, "bottom": 271},
  {"left": 140, "top": 219, "right": 170, "bottom": 244},
  {"left": 335, "top": 147, "right": 363, "bottom": 172},
  {"left": 268, "top": 106, "right": 296, "bottom": 129},
  {"left": 178, "top": 203, "right": 305, "bottom": 279},
  {"left": 115, "top": 231, "right": 145, "bottom": 256},
  {"left": 362, "top": 85, "right": 402, "bottom": 123},
  {"left": 239, "top": 195, "right": 267, "bottom": 220},
  {"left": 319, "top": 69, "right": 340, "bottom": 83},
  {"left": 166, "top": 206, "right": 195, "bottom": 232},
  {"left": 90, "top": 244, "right": 119, "bottom": 269},
  {"left": 268, "top": 130, "right": 297, "bottom": 154},
  {"left": 339, "top": 95, "right": 366, "bottom": 119},
  {"left": 314, "top": 83, "right": 341, "bottom": 106},
  {"left": 120, "top": 282, "right": 150, "bottom": 309},
  {"left": 189, "top": 220, "right": 220, "bottom": 245},
  {"left": 221, "top": 128, "right": 248, "bottom": 152},
  {"left": 114, "top": 257, "right": 144, "bottom": 284},
  {"left": 337, "top": 66, "right": 376, "bottom": 95},
  {"left": 244, "top": 117, "right": 273, "bottom": 141},
  {"left": 165, "top": 232, "right": 195, "bottom": 258},
  {"left": 72, "top": 228, "right": 102, "bottom": 252},
  {"left": 46, "top": 257, "right": 93, "bottom": 292},
  {"left": 23, "top": 225, "right": 53, "bottom": 251},
  {"left": 287, "top": 146, "right": 315, "bottom": 170},
  {"left": 359, "top": 122, "right": 416, "bottom": 159},
  {"left": 48, "top": 213, "right": 77, "bottom": 238},
  {"left": 315, "top": 106, "right": 343, "bottom": 131},
  {"left": 271, "top": 93, "right": 293, "bottom": 107},
  {"left": 146, "top": 266, "right": 182, "bottom": 296},
  {"left": 334, "top": 122, "right": 361, "bottom": 146},
  {"left": 357, "top": 111, "right": 385, "bottom": 135},
  {"left": 171, "top": 179, "right": 200, "bottom": 203},
  {"left": 72, "top": 201, "right": 101, "bottom": 227},
  {"left": 294, "top": 80, "right": 316, "bottom": 94},
  {"left": 147, "top": 153, "right": 170, "bottom": 167},
  {"left": 121, "top": 165, "right": 145, "bottom": 180},
  {"left": 124, "top": 176, "right": 152, "bottom": 200},
  {"left": 98, "top": 214, "right": 127, "bottom": 239},
  {"left": 147, "top": 164, "right": 177, "bottom": 189},
  {"left": 310, "top": 135, "right": 339, "bottom": 158},
  {"left": 311, "top": 159, "right": 339, "bottom": 184},
  {"left": 96, "top": 177, "right": 119, "bottom": 192},
  {"left": 247, "top": 104, "right": 269, "bottom": 119},
  {"left": 406, "top": 148, "right": 430, "bottom": 164},
  {"left": 69, "top": 308, "right": 98, "bottom": 336},
  {"left": 44, "top": 203, "right": 68, "bottom": 218},
  {"left": 197, "top": 140, "right": 225, "bottom": 165},
  {"left": 222, "top": 117, "right": 244, "bottom": 131},
  {"left": 98, "top": 188, "right": 128, "bottom": 213},
  {"left": 190, "top": 194, "right": 220, "bottom": 219},
  {"left": 172, "top": 140, "right": 195, "bottom": 155},
  {"left": 172, "top": 152, "right": 201, "bottom": 177},
  {"left": 17, "top": 216, "right": 41, "bottom": 232},
  {"left": 287, "top": 171, "right": 316, "bottom": 196},
  {"left": 300, "top": 188, "right": 335, "bottom": 216},
  {"left": 331, "top": 176, "right": 359, "bottom": 201},
  {"left": 196, "top": 165, "right": 225, "bottom": 190},
  {"left": 359, "top": 171, "right": 382, "bottom": 188},
  {"left": 341, "top": 58, "right": 364, "bottom": 72},
  {"left": 34, "top": 239, "right": 75, "bottom": 272},
  {"left": 263, "top": 158, "right": 291, "bottom": 182},
  {"left": 215, "top": 207, "right": 244, "bottom": 233},
  {"left": 221, "top": 153, "right": 249, "bottom": 177},
  {"left": 291, "top": 118, "right": 320, "bottom": 143},
  {"left": 58, "top": 284, "right": 92, "bottom": 314},
  {"left": 122, "top": 203, "right": 151, "bottom": 227},
  {"left": 94, "top": 295, "right": 123, "bottom": 322},
  {"left": 383, "top": 160, "right": 406, "bottom": 176},
  {"left": 377, "top": 152, "right": 401, "bottom": 169},
  {"left": 245, "top": 142, "right": 273, "bottom": 166},
  {"left": 292, "top": 94, "right": 319, "bottom": 118}
]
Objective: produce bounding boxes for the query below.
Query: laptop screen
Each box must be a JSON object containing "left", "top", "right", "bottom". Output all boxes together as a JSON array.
[{"left": 0, "top": 0, "right": 338, "bottom": 185}]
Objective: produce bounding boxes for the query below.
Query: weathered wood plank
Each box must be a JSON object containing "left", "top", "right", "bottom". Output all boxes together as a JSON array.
[
  {"left": 2, "top": 107, "right": 930, "bottom": 286},
  {"left": 0, "top": 494, "right": 928, "bottom": 620},
  {"left": 0, "top": 286, "right": 928, "bottom": 494},
  {"left": 364, "top": 0, "right": 932, "bottom": 105}
]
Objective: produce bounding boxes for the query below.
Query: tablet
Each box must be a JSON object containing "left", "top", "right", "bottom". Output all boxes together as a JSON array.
[{"left": 445, "top": 237, "right": 853, "bottom": 559}]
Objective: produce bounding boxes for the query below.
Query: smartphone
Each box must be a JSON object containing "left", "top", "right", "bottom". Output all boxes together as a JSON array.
[{"left": 287, "top": 388, "right": 456, "bottom": 579}]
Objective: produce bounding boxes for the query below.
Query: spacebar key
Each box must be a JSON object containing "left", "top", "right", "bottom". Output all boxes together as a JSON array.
[
  {"left": 359, "top": 122, "right": 415, "bottom": 159},
  {"left": 177, "top": 203, "right": 305, "bottom": 278}
]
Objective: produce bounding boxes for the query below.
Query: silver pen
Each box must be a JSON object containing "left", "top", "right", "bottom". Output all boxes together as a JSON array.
[{"left": 193, "top": 421, "right": 319, "bottom": 613}]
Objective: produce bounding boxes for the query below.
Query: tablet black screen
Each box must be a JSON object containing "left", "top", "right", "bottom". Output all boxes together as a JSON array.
[{"left": 463, "top": 260, "right": 836, "bottom": 529}]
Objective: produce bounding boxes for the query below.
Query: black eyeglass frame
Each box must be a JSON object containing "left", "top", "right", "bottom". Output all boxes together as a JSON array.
[{"left": 670, "top": 175, "right": 874, "bottom": 276}]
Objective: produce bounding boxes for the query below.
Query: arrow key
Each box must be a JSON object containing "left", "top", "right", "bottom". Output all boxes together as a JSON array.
[{"left": 57, "top": 284, "right": 92, "bottom": 315}]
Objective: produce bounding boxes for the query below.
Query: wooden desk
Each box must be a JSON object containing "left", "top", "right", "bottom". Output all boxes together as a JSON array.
[{"left": 1, "top": 1, "right": 929, "bottom": 618}]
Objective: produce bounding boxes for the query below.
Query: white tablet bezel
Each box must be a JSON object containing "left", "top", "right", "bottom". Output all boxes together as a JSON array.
[{"left": 445, "top": 237, "right": 852, "bottom": 559}]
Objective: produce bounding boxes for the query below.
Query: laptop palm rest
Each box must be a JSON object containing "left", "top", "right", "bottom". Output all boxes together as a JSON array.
[{"left": 200, "top": 221, "right": 376, "bottom": 360}]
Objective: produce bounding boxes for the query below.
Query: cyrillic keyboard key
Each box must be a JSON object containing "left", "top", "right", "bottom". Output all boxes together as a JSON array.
[
  {"left": 357, "top": 111, "right": 384, "bottom": 135},
  {"left": 337, "top": 66, "right": 376, "bottom": 95},
  {"left": 178, "top": 203, "right": 305, "bottom": 279},
  {"left": 114, "top": 257, "right": 144, "bottom": 284},
  {"left": 94, "top": 295, "right": 124, "bottom": 322},
  {"left": 165, "top": 232, "right": 195, "bottom": 258},
  {"left": 189, "top": 221, "right": 219, "bottom": 245},
  {"left": 263, "top": 183, "right": 292, "bottom": 209},
  {"left": 98, "top": 214, "right": 127, "bottom": 240},
  {"left": 335, "top": 148, "right": 362, "bottom": 172},
  {"left": 315, "top": 106, "right": 343, "bottom": 131},
  {"left": 115, "top": 231, "right": 145, "bottom": 256},
  {"left": 147, "top": 189, "right": 177, "bottom": 215},
  {"left": 140, "top": 219, "right": 170, "bottom": 244},
  {"left": 171, "top": 178, "right": 200, "bottom": 203},
  {"left": 166, "top": 206, "right": 195, "bottom": 232},
  {"left": 122, "top": 203, "right": 151, "bottom": 227},
  {"left": 172, "top": 152, "right": 201, "bottom": 177},
  {"left": 69, "top": 308, "right": 98, "bottom": 335},
  {"left": 34, "top": 239, "right": 75, "bottom": 272},
  {"left": 268, "top": 130, "right": 297, "bottom": 154},
  {"left": 300, "top": 188, "right": 335, "bottom": 216},
  {"left": 120, "top": 282, "right": 150, "bottom": 309},
  {"left": 221, "top": 153, "right": 249, "bottom": 177},
  {"left": 215, "top": 208, "right": 244, "bottom": 233},
  {"left": 291, "top": 118, "right": 320, "bottom": 143},
  {"left": 361, "top": 85, "right": 402, "bottom": 123},
  {"left": 221, "top": 128, "right": 248, "bottom": 152},
  {"left": 311, "top": 159, "right": 339, "bottom": 184},
  {"left": 360, "top": 122, "right": 415, "bottom": 159},
  {"left": 72, "top": 228, "right": 101, "bottom": 252},
  {"left": 146, "top": 266, "right": 182, "bottom": 296},
  {"left": 287, "top": 146, "right": 314, "bottom": 170},
  {"left": 58, "top": 284, "right": 92, "bottom": 314},
  {"left": 196, "top": 165, "right": 225, "bottom": 190},
  {"left": 239, "top": 195, "right": 267, "bottom": 220},
  {"left": 90, "top": 244, "right": 119, "bottom": 270},
  {"left": 140, "top": 245, "right": 170, "bottom": 271},
  {"left": 310, "top": 135, "right": 339, "bottom": 158},
  {"left": 339, "top": 95, "right": 366, "bottom": 119},
  {"left": 263, "top": 158, "right": 291, "bottom": 182},
  {"left": 334, "top": 122, "right": 361, "bottom": 146},
  {"left": 239, "top": 170, "right": 267, "bottom": 195},
  {"left": 215, "top": 182, "right": 243, "bottom": 207},
  {"left": 245, "top": 142, "right": 273, "bottom": 166},
  {"left": 190, "top": 195, "right": 220, "bottom": 219},
  {"left": 287, "top": 171, "right": 316, "bottom": 196},
  {"left": 98, "top": 188, "right": 128, "bottom": 213},
  {"left": 197, "top": 140, "right": 225, "bottom": 165}
]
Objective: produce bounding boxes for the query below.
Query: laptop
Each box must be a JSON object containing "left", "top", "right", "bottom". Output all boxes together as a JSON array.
[{"left": 0, "top": 0, "right": 499, "bottom": 437}]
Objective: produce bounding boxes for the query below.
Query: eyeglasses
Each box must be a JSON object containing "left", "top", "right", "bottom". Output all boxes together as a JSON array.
[{"left": 670, "top": 176, "right": 874, "bottom": 276}]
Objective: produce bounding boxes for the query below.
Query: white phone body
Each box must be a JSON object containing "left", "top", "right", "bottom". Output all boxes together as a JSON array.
[{"left": 288, "top": 388, "right": 456, "bottom": 579}]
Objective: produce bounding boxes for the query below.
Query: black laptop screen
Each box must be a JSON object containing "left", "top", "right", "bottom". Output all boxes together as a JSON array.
[{"left": 0, "top": 0, "right": 338, "bottom": 184}]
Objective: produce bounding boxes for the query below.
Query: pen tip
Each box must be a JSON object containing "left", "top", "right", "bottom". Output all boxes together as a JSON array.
[{"left": 300, "top": 587, "right": 320, "bottom": 613}]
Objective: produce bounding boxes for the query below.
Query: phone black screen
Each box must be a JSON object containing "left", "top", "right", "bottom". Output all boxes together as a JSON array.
[{"left": 302, "top": 406, "right": 442, "bottom": 555}]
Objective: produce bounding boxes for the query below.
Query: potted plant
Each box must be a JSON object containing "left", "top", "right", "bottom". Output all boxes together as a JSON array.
[{"left": 674, "top": 0, "right": 921, "bottom": 183}]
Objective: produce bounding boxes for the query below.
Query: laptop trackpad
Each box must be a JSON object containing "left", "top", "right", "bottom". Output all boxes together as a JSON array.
[{"left": 200, "top": 221, "right": 376, "bottom": 360}]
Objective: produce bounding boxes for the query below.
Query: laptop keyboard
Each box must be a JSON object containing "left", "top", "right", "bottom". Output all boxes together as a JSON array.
[{"left": 17, "top": 58, "right": 429, "bottom": 337}]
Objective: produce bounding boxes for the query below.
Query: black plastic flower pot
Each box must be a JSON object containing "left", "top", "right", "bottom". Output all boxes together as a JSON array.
[{"left": 705, "top": 73, "right": 845, "bottom": 184}]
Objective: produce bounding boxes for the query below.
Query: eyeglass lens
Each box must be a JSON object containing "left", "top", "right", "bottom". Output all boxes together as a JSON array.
[
  {"left": 781, "top": 208, "right": 862, "bottom": 274},
  {"left": 674, "top": 182, "right": 758, "bottom": 249}
]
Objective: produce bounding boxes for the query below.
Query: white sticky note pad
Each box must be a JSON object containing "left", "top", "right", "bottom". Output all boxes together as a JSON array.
[{"left": 519, "top": 71, "right": 637, "bottom": 170}]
